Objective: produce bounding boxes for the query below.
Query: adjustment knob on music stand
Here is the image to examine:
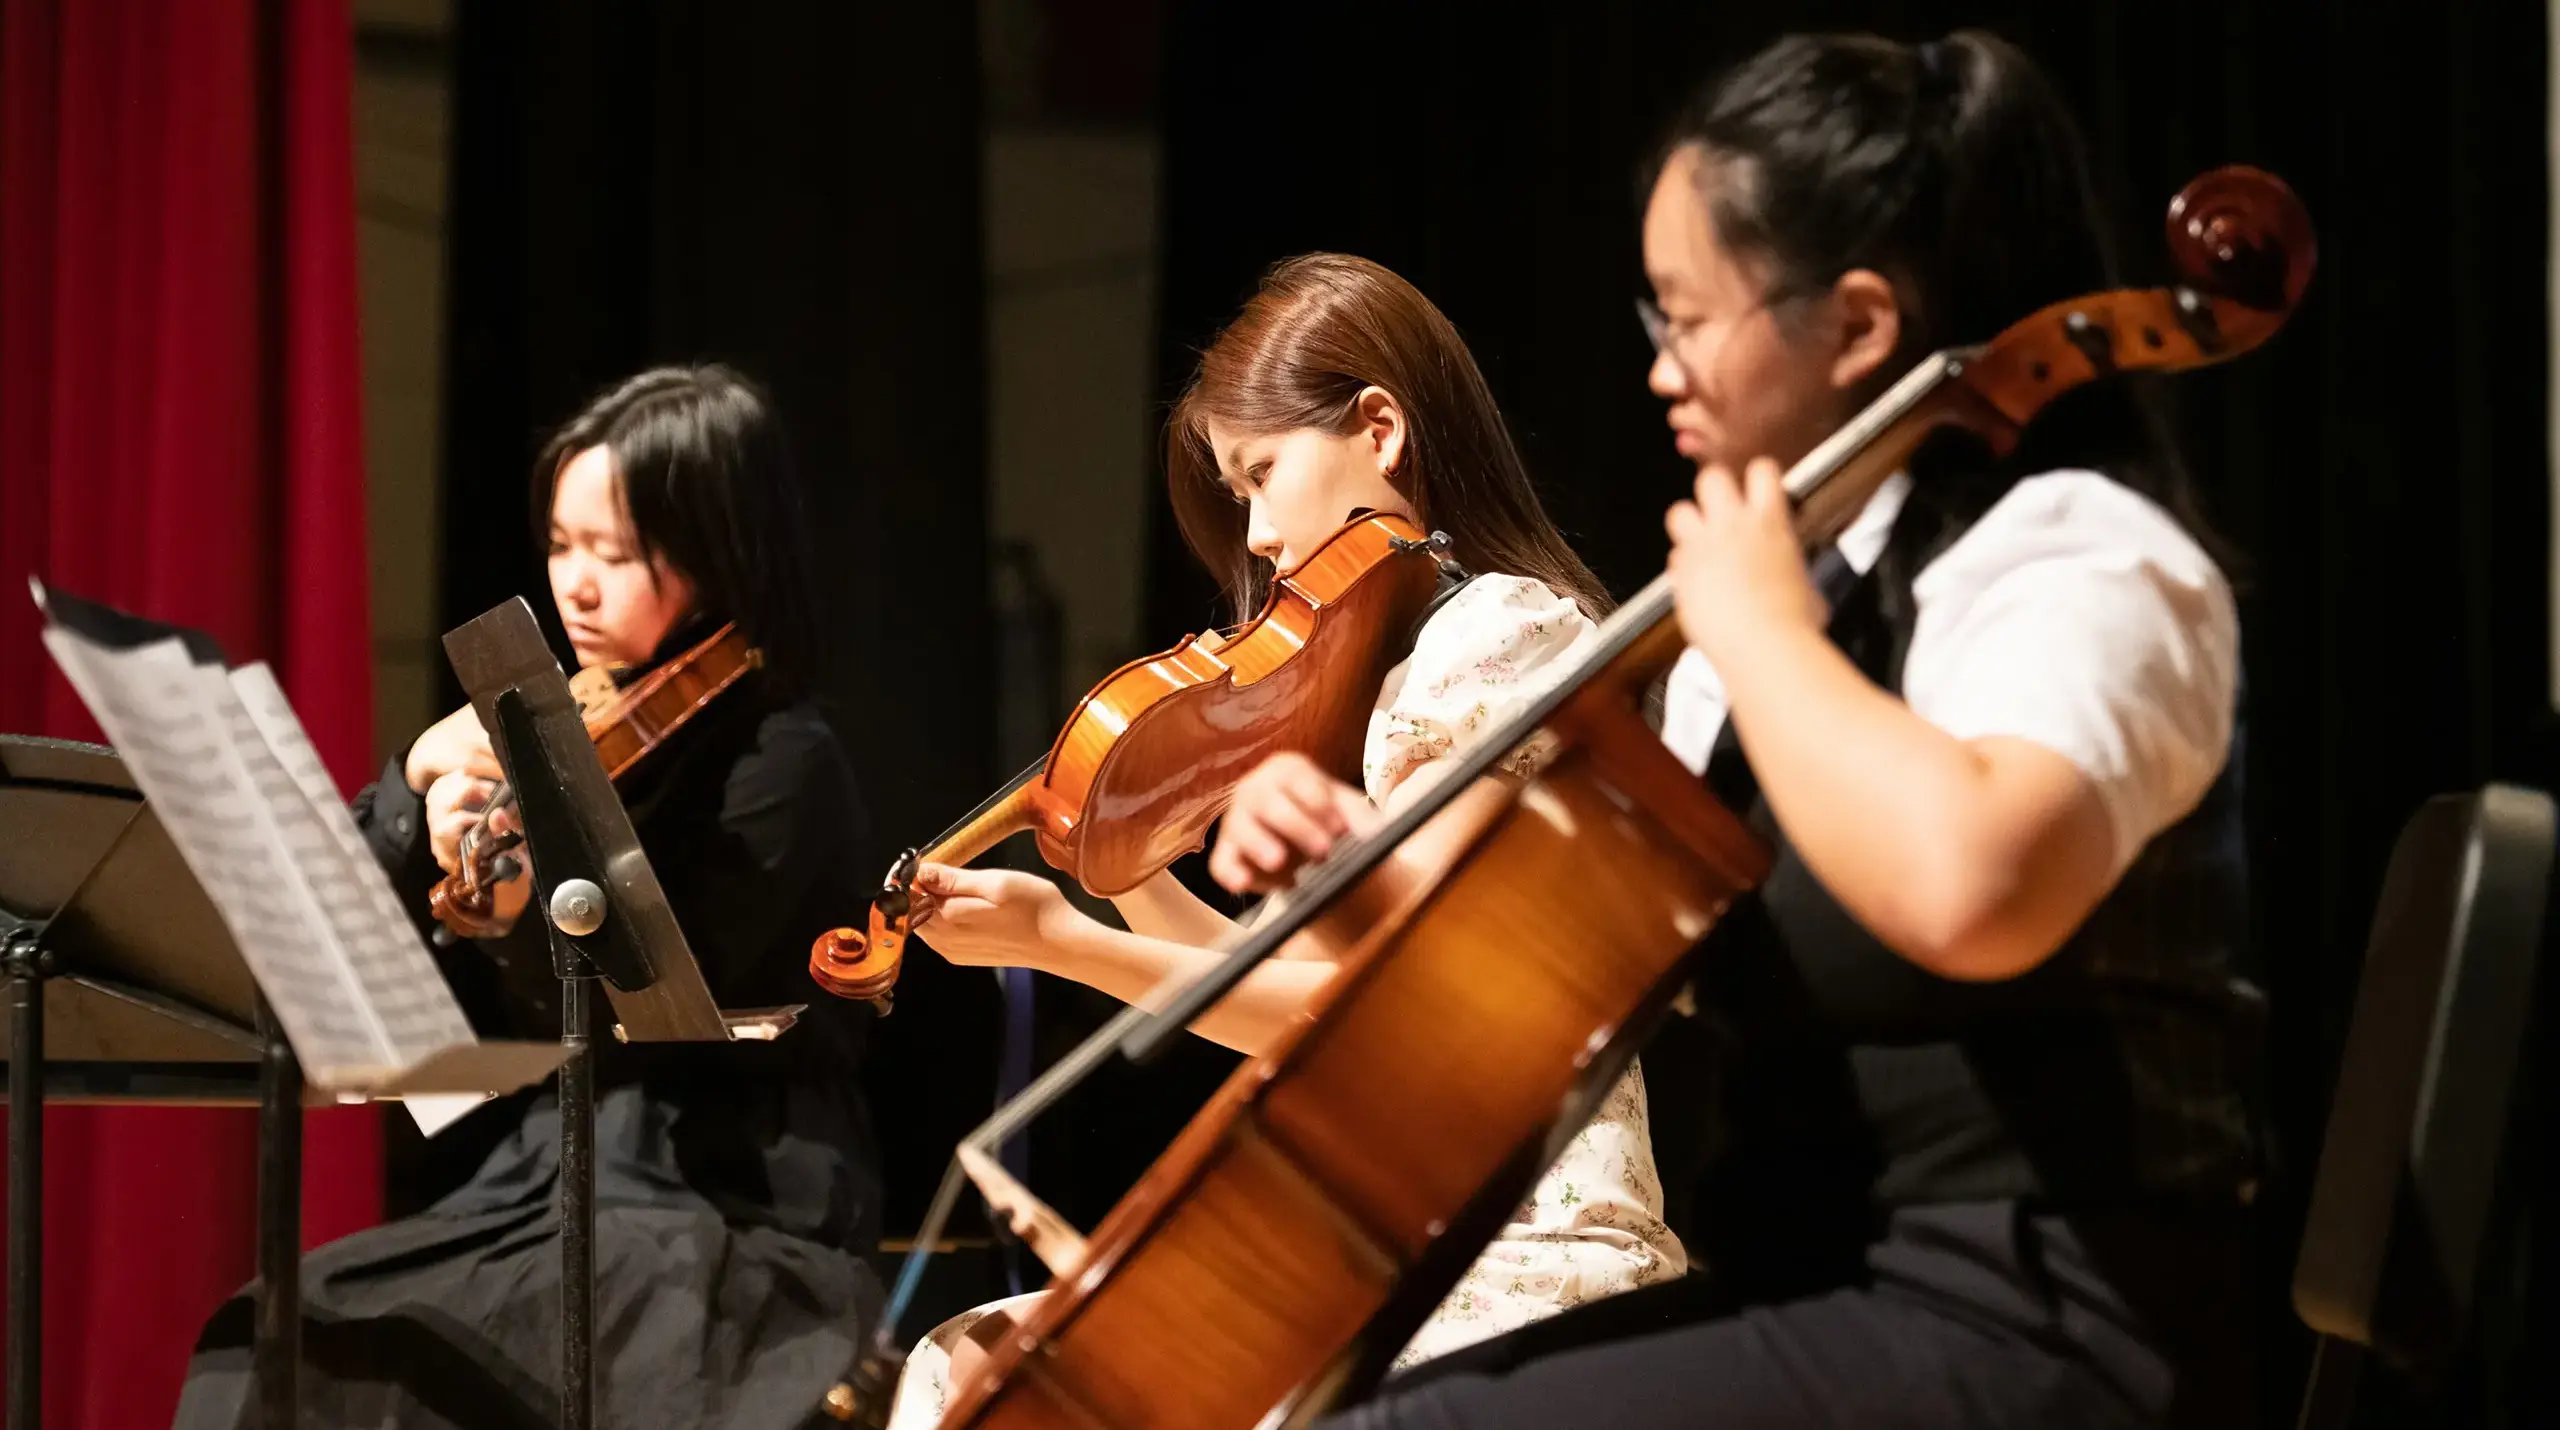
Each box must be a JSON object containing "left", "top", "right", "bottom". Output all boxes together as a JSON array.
[{"left": 549, "top": 879, "right": 606, "bottom": 937}]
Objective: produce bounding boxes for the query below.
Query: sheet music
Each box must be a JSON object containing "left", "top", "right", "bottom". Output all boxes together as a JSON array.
[
  {"left": 39, "top": 617, "right": 486, "bottom": 1118},
  {"left": 42, "top": 628, "right": 384, "bottom": 1074},
  {"left": 229, "top": 664, "right": 478, "bottom": 1062}
]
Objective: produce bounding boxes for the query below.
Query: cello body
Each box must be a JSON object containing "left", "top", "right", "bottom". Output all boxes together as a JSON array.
[{"left": 941, "top": 664, "right": 1764, "bottom": 1429}]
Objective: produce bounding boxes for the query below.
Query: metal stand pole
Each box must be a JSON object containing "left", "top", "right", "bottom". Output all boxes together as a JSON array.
[
  {"left": 558, "top": 966, "right": 596, "bottom": 1430},
  {"left": 253, "top": 995, "right": 302, "bottom": 1428},
  {"left": 5, "top": 929, "right": 45, "bottom": 1430}
]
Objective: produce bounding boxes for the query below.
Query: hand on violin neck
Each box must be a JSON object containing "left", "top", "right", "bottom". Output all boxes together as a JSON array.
[
  {"left": 426, "top": 771, "right": 503, "bottom": 876},
  {"left": 425, "top": 770, "right": 532, "bottom": 936},
  {"left": 403, "top": 702, "right": 500, "bottom": 794},
  {"left": 907, "top": 863, "right": 1082, "bottom": 969},
  {"left": 1209, "top": 752, "right": 1377, "bottom": 895}
]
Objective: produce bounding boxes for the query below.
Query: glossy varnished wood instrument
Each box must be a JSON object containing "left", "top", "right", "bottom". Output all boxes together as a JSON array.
[
  {"left": 806, "top": 511, "right": 1453, "bottom": 1006},
  {"left": 428, "top": 621, "right": 763, "bottom": 941},
  {"left": 920, "top": 168, "right": 2316, "bottom": 1430}
]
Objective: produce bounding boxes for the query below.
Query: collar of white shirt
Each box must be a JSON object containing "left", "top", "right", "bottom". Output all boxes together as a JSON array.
[{"left": 1832, "top": 469, "right": 1912, "bottom": 578}]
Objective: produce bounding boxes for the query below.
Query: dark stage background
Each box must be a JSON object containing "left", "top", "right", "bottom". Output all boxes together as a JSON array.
[
  {"left": 413, "top": 1, "right": 2553, "bottom": 1423},
  {"left": 1150, "top": 5, "right": 2557, "bottom": 1424}
]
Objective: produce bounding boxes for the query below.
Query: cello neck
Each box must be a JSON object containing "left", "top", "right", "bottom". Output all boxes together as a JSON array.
[
  {"left": 1779, "top": 349, "right": 1989, "bottom": 548},
  {"left": 1606, "top": 351, "right": 1981, "bottom": 677}
]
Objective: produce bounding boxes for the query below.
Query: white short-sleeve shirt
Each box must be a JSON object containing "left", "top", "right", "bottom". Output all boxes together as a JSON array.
[{"left": 1661, "top": 469, "right": 2239, "bottom": 875}]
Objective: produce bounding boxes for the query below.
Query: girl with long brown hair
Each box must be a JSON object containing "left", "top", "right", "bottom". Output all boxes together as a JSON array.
[{"left": 881, "top": 254, "right": 1682, "bottom": 1426}]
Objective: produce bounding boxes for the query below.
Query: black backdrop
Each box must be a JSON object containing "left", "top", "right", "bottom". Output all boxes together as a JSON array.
[
  {"left": 425, "top": 0, "right": 1001, "bottom": 1236},
  {"left": 1149, "top": 2, "right": 2554, "bottom": 1424}
]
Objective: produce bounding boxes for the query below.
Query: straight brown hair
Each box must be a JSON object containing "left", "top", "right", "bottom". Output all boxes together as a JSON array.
[{"left": 1166, "top": 253, "right": 1610, "bottom": 624}]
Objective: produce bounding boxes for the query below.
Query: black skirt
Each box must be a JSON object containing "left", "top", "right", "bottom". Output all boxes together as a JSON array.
[{"left": 173, "top": 1088, "right": 885, "bottom": 1430}]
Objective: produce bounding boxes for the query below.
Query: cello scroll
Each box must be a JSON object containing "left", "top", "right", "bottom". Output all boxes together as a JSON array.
[{"left": 1954, "top": 165, "right": 2314, "bottom": 437}]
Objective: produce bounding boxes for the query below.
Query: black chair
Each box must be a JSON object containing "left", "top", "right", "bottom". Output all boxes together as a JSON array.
[{"left": 2293, "top": 783, "right": 2554, "bottom": 1429}]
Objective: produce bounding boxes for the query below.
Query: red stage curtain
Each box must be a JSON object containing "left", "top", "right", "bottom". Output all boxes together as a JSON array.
[{"left": 0, "top": 0, "right": 382, "bottom": 1425}]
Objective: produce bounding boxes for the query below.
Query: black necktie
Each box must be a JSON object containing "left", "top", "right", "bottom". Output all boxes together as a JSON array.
[{"left": 1698, "top": 545, "right": 1862, "bottom": 813}]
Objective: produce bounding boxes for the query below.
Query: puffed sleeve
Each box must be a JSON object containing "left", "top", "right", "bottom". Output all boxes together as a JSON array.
[{"left": 1362, "top": 575, "right": 1598, "bottom": 806}]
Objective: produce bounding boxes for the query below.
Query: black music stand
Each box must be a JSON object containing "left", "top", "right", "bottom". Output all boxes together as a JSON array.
[
  {"left": 1, "top": 735, "right": 308, "bottom": 1430},
  {"left": 441, "top": 598, "right": 799, "bottom": 1430},
  {"left": 18, "top": 583, "right": 575, "bottom": 1430}
]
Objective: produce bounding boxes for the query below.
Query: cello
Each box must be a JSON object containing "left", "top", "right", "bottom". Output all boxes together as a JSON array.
[
  {"left": 806, "top": 510, "right": 1458, "bottom": 1005},
  {"left": 899, "top": 166, "right": 2315, "bottom": 1430}
]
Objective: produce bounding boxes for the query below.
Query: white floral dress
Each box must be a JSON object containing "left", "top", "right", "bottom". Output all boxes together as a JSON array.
[{"left": 885, "top": 575, "right": 1686, "bottom": 1428}]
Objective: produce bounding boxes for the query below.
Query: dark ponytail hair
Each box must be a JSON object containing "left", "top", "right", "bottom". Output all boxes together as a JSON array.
[
  {"left": 1652, "top": 30, "right": 2225, "bottom": 578},
  {"left": 531, "top": 364, "right": 824, "bottom": 694}
]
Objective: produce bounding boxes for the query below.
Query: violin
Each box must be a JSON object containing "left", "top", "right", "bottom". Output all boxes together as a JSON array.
[
  {"left": 917, "top": 167, "right": 2316, "bottom": 1430},
  {"left": 806, "top": 511, "right": 1456, "bottom": 1005},
  {"left": 428, "top": 621, "right": 765, "bottom": 942}
]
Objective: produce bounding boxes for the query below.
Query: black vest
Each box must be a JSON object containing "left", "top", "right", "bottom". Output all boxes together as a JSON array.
[{"left": 1651, "top": 552, "right": 2261, "bottom": 1301}]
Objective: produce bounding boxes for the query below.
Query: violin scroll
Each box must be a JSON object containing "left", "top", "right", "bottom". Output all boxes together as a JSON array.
[
  {"left": 2164, "top": 165, "right": 2315, "bottom": 315},
  {"left": 808, "top": 848, "right": 916, "bottom": 1013},
  {"left": 808, "top": 924, "right": 902, "bottom": 1011}
]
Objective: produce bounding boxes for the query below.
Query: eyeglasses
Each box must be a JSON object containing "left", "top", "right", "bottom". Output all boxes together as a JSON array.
[
  {"left": 1636, "top": 289, "right": 1808, "bottom": 387},
  {"left": 1633, "top": 296, "right": 1686, "bottom": 355}
]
